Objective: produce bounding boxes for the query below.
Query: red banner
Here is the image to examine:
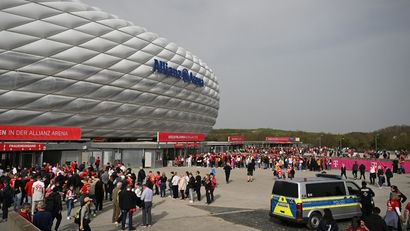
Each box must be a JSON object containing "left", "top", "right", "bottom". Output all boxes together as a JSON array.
[
  {"left": 228, "top": 135, "right": 245, "bottom": 143},
  {"left": 0, "top": 143, "right": 45, "bottom": 151},
  {"left": 265, "top": 137, "right": 299, "bottom": 144},
  {"left": 157, "top": 132, "right": 205, "bottom": 142},
  {"left": 0, "top": 125, "right": 81, "bottom": 141}
]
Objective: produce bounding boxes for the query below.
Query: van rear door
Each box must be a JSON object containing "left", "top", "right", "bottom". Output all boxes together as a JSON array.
[{"left": 271, "top": 181, "right": 299, "bottom": 219}]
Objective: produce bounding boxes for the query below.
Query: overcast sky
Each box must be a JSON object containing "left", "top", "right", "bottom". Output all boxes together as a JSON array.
[{"left": 82, "top": 0, "right": 410, "bottom": 133}]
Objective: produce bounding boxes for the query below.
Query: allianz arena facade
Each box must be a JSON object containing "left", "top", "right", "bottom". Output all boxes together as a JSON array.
[{"left": 0, "top": 0, "right": 220, "bottom": 138}]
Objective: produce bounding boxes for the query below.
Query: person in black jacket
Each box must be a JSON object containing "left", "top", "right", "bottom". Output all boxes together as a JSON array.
[
  {"left": 340, "top": 164, "right": 347, "bottom": 179},
  {"left": 119, "top": 184, "right": 137, "bottom": 230},
  {"left": 317, "top": 208, "right": 339, "bottom": 231},
  {"left": 364, "top": 207, "right": 387, "bottom": 231},
  {"left": 45, "top": 187, "right": 62, "bottom": 231},
  {"left": 187, "top": 173, "right": 196, "bottom": 203},
  {"left": 385, "top": 167, "right": 393, "bottom": 187},
  {"left": 223, "top": 163, "right": 232, "bottom": 184},
  {"left": 1, "top": 180, "right": 13, "bottom": 222},
  {"left": 247, "top": 159, "right": 256, "bottom": 182},
  {"left": 359, "top": 181, "right": 375, "bottom": 218},
  {"left": 352, "top": 161, "right": 359, "bottom": 179},
  {"left": 195, "top": 171, "right": 202, "bottom": 201},
  {"left": 359, "top": 164, "right": 366, "bottom": 180},
  {"left": 137, "top": 167, "right": 146, "bottom": 184},
  {"left": 94, "top": 177, "right": 104, "bottom": 211}
]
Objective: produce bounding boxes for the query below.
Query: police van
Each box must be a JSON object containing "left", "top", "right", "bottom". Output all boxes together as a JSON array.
[{"left": 269, "top": 174, "right": 362, "bottom": 229}]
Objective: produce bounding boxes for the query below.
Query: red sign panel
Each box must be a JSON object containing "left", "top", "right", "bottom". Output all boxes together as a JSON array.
[
  {"left": 0, "top": 143, "right": 45, "bottom": 151},
  {"left": 0, "top": 125, "right": 82, "bottom": 141},
  {"left": 265, "top": 137, "right": 298, "bottom": 144},
  {"left": 228, "top": 135, "right": 245, "bottom": 143},
  {"left": 157, "top": 132, "right": 205, "bottom": 142}
]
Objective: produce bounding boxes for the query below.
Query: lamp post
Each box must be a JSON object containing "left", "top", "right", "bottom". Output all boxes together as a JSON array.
[
  {"left": 375, "top": 134, "right": 379, "bottom": 151},
  {"left": 339, "top": 137, "right": 344, "bottom": 149},
  {"left": 319, "top": 135, "right": 323, "bottom": 147}
]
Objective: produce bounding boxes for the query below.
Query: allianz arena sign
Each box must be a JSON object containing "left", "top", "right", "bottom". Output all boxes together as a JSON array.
[{"left": 0, "top": 0, "right": 220, "bottom": 138}]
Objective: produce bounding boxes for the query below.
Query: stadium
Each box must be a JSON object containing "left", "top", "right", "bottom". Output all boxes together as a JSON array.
[{"left": 0, "top": 0, "right": 219, "bottom": 168}]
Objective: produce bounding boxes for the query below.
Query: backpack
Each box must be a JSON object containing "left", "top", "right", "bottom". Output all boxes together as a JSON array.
[{"left": 74, "top": 207, "right": 82, "bottom": 224}]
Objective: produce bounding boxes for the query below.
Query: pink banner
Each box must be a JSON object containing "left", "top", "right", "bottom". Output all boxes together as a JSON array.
[{"left": 331, "top": 158, "right": 409, "bottom": 173}]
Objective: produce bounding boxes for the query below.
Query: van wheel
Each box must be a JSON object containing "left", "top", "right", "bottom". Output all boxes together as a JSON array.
[{"left": 307, "top": 212, "right": 322, "bottom": 230}]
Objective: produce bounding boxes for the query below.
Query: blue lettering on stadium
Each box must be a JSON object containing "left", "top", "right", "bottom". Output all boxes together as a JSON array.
[{"left": 153, "top": 59, "right": 204, "bottom": 87}]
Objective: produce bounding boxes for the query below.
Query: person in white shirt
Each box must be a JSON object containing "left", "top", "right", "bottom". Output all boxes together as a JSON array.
[
  {"left": 31, "top": 175, "right": 45, "bottom": 215},
  {"left": 171, "top": 172, "right": 180, "bottom": 199}
]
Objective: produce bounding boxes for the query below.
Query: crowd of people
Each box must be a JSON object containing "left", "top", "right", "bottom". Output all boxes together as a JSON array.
[
  {"left": 316, "top": 182, "right": 409, "bottom": 231},
  {"left": 0, "top": 145, "right": 409, "bottom": 231},
  {"left": 0, "top": 159, "right": 222, "bottom": 231}
]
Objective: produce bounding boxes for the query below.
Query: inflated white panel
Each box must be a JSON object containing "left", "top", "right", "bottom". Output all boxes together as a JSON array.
[{"left": 0, "top": 0, "right": 220, "bottom": 138}]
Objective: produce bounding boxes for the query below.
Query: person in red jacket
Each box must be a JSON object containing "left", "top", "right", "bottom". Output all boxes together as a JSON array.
[
  {"left": 25, "top": 177, "right": 34, "bottom": 204},
  {"left": 19, "top": 203, "right": 32, "bottom": 222},
  {"left": 95, "top": 157, "right": 101, "bottom": 171}
]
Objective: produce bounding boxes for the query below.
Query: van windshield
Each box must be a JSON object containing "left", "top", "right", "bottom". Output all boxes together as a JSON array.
[{"left": 272, "top": 181, "right": 298, "bottom": 198}]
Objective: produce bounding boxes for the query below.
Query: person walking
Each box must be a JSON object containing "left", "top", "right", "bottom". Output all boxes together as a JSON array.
[
  {"left": 359, "top": 164, "right": 366, "bottom": 180},
  {"left": 94, "top": 176, "right": 104, "bottom": 211},
  {"left": 13, "top": 174, "right": 23, "bottom": 211},
  {"left": 385, "top": 167, "right": 393, "bottom": 187},
  {"left": 101, "top": 170, "right": 110, "bottom": 200},
  {"left": 32, "top": 175, "right": 45, "bottom": 215},
  {"left": 352, "top": 161, "right": 359, "bottom": 180},
  {"left": 210, "top": 173, "right": 217, "bottom": 202},
  {"left": 111, "top": 182, "right": 122, "bottom": 225},
  {"left": 384, "top": 193, "right": 403, "bottom": 231},
  {"left": 317, "top": 208, "right": 339, "bottom": 231},
  {"left": 369, "top": 164, "right": 377, "bottom": 185},
  {"left": 223, "top": 163, "right": 232, "bottom": 184},
  {"left": 359, "top": 181, "right": 375, "bottom": 218},
  {"left": 141, "top": 184, "right": 153, "bottom": 227},
  {"left": 247, "top": 159, "right": 256, "bottom": 182},
  {"left": 33, "top": 201, "right": 53, "bottom": 231},
  {"left": 377, "top": 166, "right": 385, "bottom": 188},
  {"left": 45, "top": 187, "right": 62, "bottom": 231},
  {"left": 341, "top": 164, "right": 347, "bottom": 179},
  {"left": 79, "top": 197, "right": 92, "bottom": 231},
  {"left": 119, "top": 184, "right": 137, "bottom": 230},
  {"left": 66, "top": 185, "right": 75, "bottom": 220},
  {"left": 0, "top": 180, "right": 13, "bottom": 223},
  {"left": 195, "top": 171, "right": 202, "bottom": 201}
]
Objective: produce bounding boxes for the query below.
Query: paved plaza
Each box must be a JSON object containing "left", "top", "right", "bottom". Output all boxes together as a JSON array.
[{"left": 2, "top": 167, "right": 409, "bottom": 231}]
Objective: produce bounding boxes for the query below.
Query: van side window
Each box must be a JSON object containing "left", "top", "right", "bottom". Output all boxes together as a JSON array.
[
  {"left": 306, "top": 182, "right": 346, "bottom": 198},
  {"left": 346, "top": 181, "right": 360, "bottom": 196}
]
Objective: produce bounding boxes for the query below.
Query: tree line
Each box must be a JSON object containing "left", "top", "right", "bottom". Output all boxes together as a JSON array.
[{"left": 206, "top": 125, "right": 410, "bottom": 151}]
